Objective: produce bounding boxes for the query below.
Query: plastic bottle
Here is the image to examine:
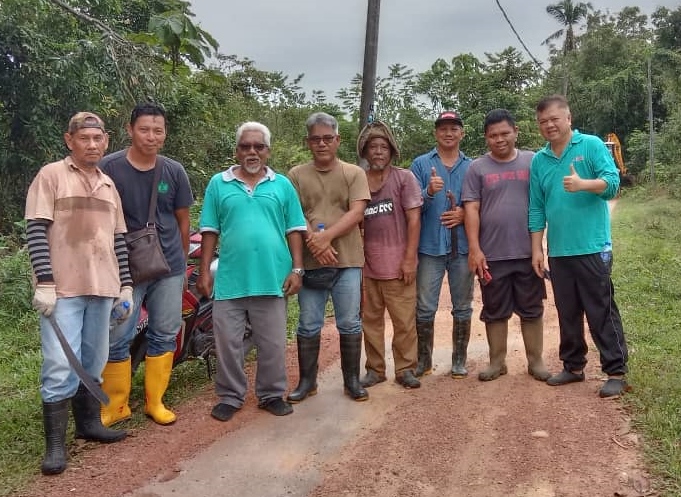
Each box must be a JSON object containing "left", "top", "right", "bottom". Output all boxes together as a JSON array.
[
  {"left": 111, "top": 301, "right": 130, "bottom": 322},
  {"left": 600, "top": 242, "right": 613, "bottom": 264},
  {"left": 317, "top": 223, "right": 325, "bottom": 232}
]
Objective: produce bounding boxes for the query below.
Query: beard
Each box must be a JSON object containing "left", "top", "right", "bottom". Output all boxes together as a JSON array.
[
  {"left": 369, "top": 162, "right": 388, "bottom": 171},
  {"left": 243, "top": 163, "right": 263, "bottom": 175}
]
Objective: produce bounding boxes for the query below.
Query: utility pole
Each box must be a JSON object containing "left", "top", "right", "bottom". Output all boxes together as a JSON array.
[
  {"left": 359, "top": 0, "right": 381, "bottom": 129},
  {"left": 647, "top": 56, "right": 655, "bottom": 187}
]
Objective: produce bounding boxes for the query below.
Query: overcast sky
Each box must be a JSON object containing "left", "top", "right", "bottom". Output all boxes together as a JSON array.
[{"left": 190, "top": 1, "right": 676, "bottom": 99}]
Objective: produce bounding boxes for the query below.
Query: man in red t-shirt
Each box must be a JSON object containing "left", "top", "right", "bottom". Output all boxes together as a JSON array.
[{"left": 357, "top": 121, "right": 423, "bottom": 388}]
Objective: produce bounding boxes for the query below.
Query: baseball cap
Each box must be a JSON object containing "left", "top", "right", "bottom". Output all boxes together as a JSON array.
[
  {"left": 67, "top": 112, "right": 106, "bottom": 134},
  {"left": 435, "top": 111, "right": 463, "bottom": 127}
]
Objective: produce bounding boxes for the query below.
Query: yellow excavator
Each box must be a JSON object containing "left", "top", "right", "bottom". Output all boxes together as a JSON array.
[{"left": 604, "top": 132, "right": 635, "bottom": 186}]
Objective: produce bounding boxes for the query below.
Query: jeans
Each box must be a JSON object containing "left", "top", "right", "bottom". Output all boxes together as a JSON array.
[
  {"left": 40, "top": 296, "right": 114, "bottom": 402},
  {"left": 108, "top": 274, "right": 184, "bottom": 361},
  {"left": 297, "top": 267, "right": 362, "bottom": 338},
  {"left": 416, "top": 253, "right": 474, "bottom": 323}
]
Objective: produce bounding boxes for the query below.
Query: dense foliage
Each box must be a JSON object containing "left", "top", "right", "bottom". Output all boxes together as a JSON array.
[{"left": 1, "top": 0, "right": 681, "bottom": 234}]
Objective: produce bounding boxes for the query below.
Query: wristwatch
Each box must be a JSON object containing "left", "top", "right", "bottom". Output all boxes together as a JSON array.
[{"left": 291, "top": 268, "right": 305, "bottom": 276}]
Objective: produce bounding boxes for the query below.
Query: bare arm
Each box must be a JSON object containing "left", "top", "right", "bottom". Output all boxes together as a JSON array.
[
  {"left": 283, "top": 230, "right": 304, "bottom": 296},
  {"left": 400, "top": 207, "right": 421, "bottom": 285},
  {"left": 196, "top": 231, "right": 218, "bottom": 298},
  {"left": 531, "top": 231, "right": 546, "bottom": 279},
  {"left": 174, "top": 207, "right": 191, "bottom": 259},
  {"left": 464, "top": 201, "right": 486, "bottom": 277}
]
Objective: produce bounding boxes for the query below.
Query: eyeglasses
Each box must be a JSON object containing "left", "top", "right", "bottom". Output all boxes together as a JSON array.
[
  {"left": 307, "top": 134, "right": 337, "bottom": 145},
  {"left": 237, "top": 143, "right": 268, "bottom": 152}
]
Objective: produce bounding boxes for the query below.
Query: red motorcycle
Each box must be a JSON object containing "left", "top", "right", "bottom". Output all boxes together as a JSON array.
[{"left": 129, "top": 232, "right": 253, "bottom": 377}]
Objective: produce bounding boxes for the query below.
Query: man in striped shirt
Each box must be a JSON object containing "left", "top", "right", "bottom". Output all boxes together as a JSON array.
[{"left": 25, "top": 112, "right": 132, "bottom": 475}]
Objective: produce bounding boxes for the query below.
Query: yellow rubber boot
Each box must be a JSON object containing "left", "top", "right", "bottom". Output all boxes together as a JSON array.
[
  {"left": 100, "top": 359, "right": 132, "bottom": 427},
  {"left": 144, "top": 352, "right": 176, "bottom": 425}
]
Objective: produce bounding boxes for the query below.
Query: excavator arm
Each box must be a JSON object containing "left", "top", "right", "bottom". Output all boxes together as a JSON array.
[{"left": 604, "top": 132, "right": 634, "bottom": 186}]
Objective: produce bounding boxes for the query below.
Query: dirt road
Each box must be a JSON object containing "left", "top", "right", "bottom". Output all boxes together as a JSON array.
[{"left": 21, "top": 277, "right": 651, "bottom": 497}]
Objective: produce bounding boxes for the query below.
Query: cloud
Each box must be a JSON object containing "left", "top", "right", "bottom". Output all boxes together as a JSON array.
[{"left": 191, "top": 0, "right": 676, "bottom": 98}]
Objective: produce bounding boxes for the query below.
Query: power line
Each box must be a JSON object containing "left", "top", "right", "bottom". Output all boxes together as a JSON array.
[{"left": 494, "top": 0, "right": 547, "bottom": 74}]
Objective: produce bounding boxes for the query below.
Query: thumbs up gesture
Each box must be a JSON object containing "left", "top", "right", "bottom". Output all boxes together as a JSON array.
[
  {"left": 427, "top": 167, "right": 444, "bottom": 196},
  {"left": 562, "top": 163, "right": 583, "bottom": 192}
]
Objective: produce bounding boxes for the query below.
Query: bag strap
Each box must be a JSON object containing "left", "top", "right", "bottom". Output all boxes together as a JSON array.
[{"left": 146, "top": 157, "right": 163, "bottom": 225}]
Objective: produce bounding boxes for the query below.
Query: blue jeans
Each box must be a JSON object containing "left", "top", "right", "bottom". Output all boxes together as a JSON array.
[
  {"left": 297, "top": 267, "right": 362, "bottom": 338},
  {"left": 416, "top": 253, "right": 474, "bottom": 323},
  {"left": 109, "top": 274, "right": 184, "bottom": 361},
  {"left": 40, "top": 296, "right": 114, "bottom": 402}
]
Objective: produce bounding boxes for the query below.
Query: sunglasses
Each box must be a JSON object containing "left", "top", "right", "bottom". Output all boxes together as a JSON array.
[
  {"left": 237, "top": 143, "right": 268, "bottom": 152},
  {"left": 307, "top": 134, "right": 336, "bottom": 145}
]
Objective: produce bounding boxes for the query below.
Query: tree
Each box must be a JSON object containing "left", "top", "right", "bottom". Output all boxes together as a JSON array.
[
  {"left": 146, "top": 0, "right": 218, "bottom": 74},
  {"left": 542, "top": 0, "right": 593, "bottom": 55}
]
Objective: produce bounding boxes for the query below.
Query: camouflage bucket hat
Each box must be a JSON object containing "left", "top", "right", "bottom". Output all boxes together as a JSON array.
[{"left": 356, "top": 120, "right": 400, "bottom": 164}]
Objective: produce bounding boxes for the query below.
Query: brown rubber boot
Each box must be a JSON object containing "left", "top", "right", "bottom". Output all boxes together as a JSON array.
[
  {"left": 415, "top": 321, "right": 434, "bottom": 377},
  {"left": 478, "top": 320, "right": 508, "bottom": 381},
  {"left": 451, "top": 319, "right": 471, "bottom": 378},
  {"left": 521, "top": 317, "right": 551, "bottom": 381}
]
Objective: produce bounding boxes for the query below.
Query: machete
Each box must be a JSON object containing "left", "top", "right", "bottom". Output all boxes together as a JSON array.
[{"left": 47, "top": 315, "right": 110, "bottom": 405}]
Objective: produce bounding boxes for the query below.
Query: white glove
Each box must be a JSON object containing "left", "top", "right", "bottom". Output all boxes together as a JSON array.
[
  {"left": 33, "top": 284, "right": 57, "bottom": 316},
  {"left": 113, "top": 286, "right": 134, "bottom": 321}
]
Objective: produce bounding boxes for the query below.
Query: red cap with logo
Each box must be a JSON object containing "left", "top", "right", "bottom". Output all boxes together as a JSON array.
[{"left": 435, "top": 111, "right": 463, "bottom": 127}]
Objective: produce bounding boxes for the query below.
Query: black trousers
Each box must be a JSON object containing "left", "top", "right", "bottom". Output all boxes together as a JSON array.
[{"left": 549, "top": 253, "right": 628, "bottom": 375}]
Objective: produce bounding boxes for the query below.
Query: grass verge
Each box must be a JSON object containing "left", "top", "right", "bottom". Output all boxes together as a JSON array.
[{"left": 614, "top": 188, "right": 681, "bottom": 495}]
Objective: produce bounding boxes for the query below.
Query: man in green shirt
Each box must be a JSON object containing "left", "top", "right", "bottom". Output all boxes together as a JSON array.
[{"left": 528, "top": 94, "right": 629, "bottom": 398}]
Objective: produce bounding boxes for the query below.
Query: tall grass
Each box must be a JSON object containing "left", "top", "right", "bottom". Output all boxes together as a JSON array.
[{"left": 614, "top": 188, "right": 681, "bottom": 496}]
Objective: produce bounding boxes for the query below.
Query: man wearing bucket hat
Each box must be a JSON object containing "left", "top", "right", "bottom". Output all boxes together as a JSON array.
[
  {"left": 410, "top": 111, "right": 475, "bottom": 379},
  {"left": 357, "top": 121, "right": 422, "bottom": 389}
]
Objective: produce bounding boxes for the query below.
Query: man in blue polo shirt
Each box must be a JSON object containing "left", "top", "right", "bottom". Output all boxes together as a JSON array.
[
  {"left": 410, "top": 111, "right": 475, "bottom": 379},
  {"left": 529, "top": 94, "right": 629, "bottom": 398},
  {"left": 197, "top": 122, "right": 306, "bottom": 421}
]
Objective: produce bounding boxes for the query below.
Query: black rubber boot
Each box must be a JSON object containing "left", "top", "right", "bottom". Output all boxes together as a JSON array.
[
  {"left": 41, "top": 399, "right": 69, "bottom": 475},
  {"left": 451, "top": 319, "right": 471, "bottom": 378},
  {"left": 339, "top": 333, "right": 369, "bottom": 401},
  {"left": 72, "top": 384, "right": 127, "bottom": 443},
  {"left": 287, "top": 335, "right": 320, "bottom": 404},
  {"left": 415, "top": 321, "right": 434, "bottom": 377}
]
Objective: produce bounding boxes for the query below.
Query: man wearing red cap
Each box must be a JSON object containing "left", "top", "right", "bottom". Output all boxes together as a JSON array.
[{"left": 410, "top": 111, "right": 474, "bottom": 379}]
